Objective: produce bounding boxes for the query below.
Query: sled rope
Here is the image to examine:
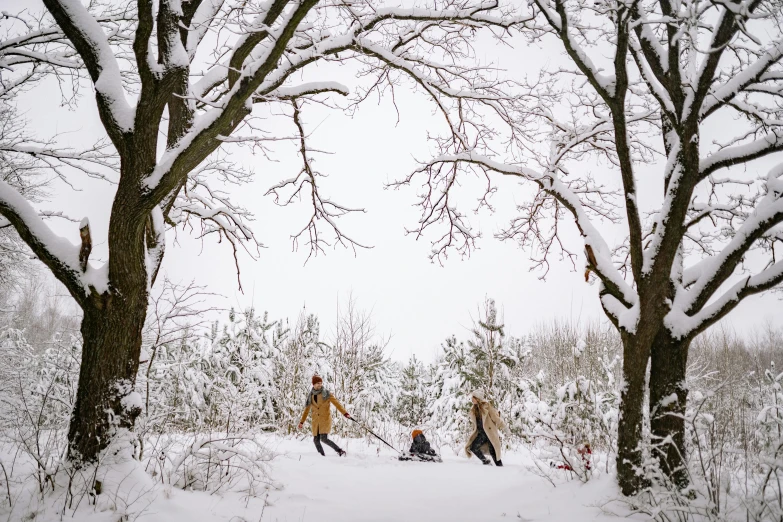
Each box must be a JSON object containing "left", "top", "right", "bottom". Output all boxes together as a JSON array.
[{"left": 349, "top": 417, "right": 401, "bottom": 454}]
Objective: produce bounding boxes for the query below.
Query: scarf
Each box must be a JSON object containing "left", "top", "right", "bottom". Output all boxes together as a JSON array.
[{"left": 305, "top": 387, "right": 331, "bottom": 407}]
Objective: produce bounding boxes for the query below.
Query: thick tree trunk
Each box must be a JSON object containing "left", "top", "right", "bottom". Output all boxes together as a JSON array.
[
  {"left": 649, "top": 329, "right": 690, "bottom": 489},
  {"left": 67, "top": 172, "right": 151, "bottom": 464},
  {"left": 616, "top": 332, "right": 651, "bottom": 496},
  {"left": 67, "top": 300, "right": 146, "bottom": 463}
]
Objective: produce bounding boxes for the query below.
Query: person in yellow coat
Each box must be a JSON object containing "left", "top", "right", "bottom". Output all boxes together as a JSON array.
[{"left": 298, "top": 375, "right": 351, "bottom": 456}]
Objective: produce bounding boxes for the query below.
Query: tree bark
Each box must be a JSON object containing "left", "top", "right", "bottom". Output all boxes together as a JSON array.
[
  {"left": 649, "top": 329, "right": 690, "bottom": 489},
  {"left": 67, "top": 167, "right": 151, "bottom": 463},
  {"left": 616, "top": 332, "right": 651, "bottom": 495},
  {"left": 68, "top": 301, "right": 146, "bottom": 462}
]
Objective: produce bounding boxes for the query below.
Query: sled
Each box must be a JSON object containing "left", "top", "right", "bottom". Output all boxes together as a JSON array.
[{"left": 398, "top": 452, "right": 443, "bottom": 463}]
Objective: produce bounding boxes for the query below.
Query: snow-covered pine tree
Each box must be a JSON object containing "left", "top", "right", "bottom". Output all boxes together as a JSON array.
[
  {"left": 395, "top": 355, "right": 430, "bottom": 428},
  {"left": 465, "top": 298, "right": 519, "bottom": 406},
  {"left": 427, "top": 336, "right": 472, "bottom": 450},
  {"left": 215, "top": 308, "right": 277, "bottom": 431}
]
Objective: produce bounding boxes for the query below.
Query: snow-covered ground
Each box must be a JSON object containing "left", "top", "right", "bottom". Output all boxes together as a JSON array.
[{"left": 80, "top": 436, "right": 637, "bottom": 522}]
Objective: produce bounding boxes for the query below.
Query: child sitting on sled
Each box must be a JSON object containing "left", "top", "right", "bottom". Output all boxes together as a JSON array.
[
  {"left": 398, "top": 430, "right": 442, "bottom": 462},
  {"left": 409, "top": 429, "right": 437, "bottom": 456}
]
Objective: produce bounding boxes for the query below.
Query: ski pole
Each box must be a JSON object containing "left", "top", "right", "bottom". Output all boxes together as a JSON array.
[{"left": 349, "top": 417, "right": 400, "bottom": 454}]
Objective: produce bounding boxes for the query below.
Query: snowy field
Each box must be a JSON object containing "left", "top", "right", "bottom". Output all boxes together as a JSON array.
[
  {"left": 245, "top": 438, "right": 632, "bottom": 522},
  {"left": 5, "top": 436, "right": 638, "bottom": 522}
]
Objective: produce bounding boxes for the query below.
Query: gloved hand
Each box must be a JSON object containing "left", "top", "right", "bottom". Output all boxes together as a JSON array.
[{"left": 344, "top": 413, "right": 351, "bottom": 419}]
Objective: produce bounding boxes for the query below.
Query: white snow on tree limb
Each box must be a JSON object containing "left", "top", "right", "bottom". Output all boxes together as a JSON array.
[
  {"left": 56, "top": 0, "right": 135, "bottom": 131},
  {"left": 185, "top": 0, "right": 226, "bottom": 59},
  {"left": 533, "top": 0, "right": 616, "bottom": 98},
  {"left": 667, "top": 259, "right": 783, "bottom": 339},
  {"left": 699, "top": 131, "right": 783, "bottom": 177},
  {"left": 0, "top": 179, "right": 87, "bottom": 288},
  {"left": 701, "top": 39, "right": 783, "bottom": 119},
  {"left": 271, "top": 82, "right": 350, "bottom": 98}
]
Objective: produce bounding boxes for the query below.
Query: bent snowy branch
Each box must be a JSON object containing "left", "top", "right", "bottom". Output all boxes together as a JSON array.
[{"left": 0, "top": 180, "right": 87, "bottom": 303}]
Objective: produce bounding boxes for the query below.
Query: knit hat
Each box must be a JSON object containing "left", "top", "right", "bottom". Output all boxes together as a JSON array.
[
  {"left": 412, "top": 429, "right": 423, "bottom": 440},
  {"left": 471, "top": 390, "right": 486, "bottom": 402},
  {"left": 312, "top": 375, "right": 323, "bottom": 385}
]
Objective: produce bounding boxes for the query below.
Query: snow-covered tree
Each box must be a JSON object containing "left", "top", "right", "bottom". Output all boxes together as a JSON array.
[
  {"left": 427, "top": 336, "right": 473, "bottom": 449},
  {"left": 0, "top": 0, "right": 525, "bottom": 463},
  {"left": 464, "top": 297, "right": 519, "bottom": 404},
  {"left": 213, "top": 308, "right": 277, "bottom": 430},
  {"left": 398, "top": 0, "right": 783, "bottom": 494},
  {"left": 427, "top": 299, "right": 522, "bottom": 440},
  {"left": 395, "top": 355, "right": 429, "bottom": 428}
]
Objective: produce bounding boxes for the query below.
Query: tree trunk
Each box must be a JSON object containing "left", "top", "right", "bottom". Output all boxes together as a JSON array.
[
  {"left": 67, "top": 177, "right": 151, "bottom": 464},
  {"left": 649, "top": 329, "right": 690, "bottom": 489},
  {"left": 67, "top": 300, "right": 146, "bottom": 463},
  {"left": 616, "top": 332, "right": 651, "bottom": 496}
]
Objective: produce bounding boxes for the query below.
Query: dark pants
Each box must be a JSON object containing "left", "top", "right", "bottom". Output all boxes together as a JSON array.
[
  {"left": 313, "top": 433, "right": 342, "bottom": 455},
  {"left": 471, "top": 430, "right": 500, "bottom": 464}
]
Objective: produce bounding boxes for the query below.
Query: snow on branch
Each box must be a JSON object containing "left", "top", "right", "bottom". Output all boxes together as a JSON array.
[
  {"left": 699, "top": 130, "right": 783, "bottom": 180},
  {"left": 667, "top": 258, "right": 783, "bottom": 339},
  {"left": 0, "top": 179, "right": 92, "bottom": 303},
  {"left": 42, "top": 0, "right": 136, "bottom": 138},
  {"left": 185, "top": 0, "right": 227, "bottom": 60},
  {"left": 669, "top": 165, "right": 783, "bottom": 337},
  {"left": 700, "top": 39, "right": 783, "bottom": 120},
  {"left": 532, "top": 0, "right": 617, "bottom": 100},
  {"left": 0, "top": 140, "right": 118, "bottom": 184}
]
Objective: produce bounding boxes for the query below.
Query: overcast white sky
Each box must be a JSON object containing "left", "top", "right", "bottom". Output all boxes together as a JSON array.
[{"left": 9, "top": 1, "right": 783, "bottom": 362}]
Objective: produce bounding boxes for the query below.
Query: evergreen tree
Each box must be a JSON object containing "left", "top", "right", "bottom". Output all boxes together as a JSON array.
[
  {"left": 212, "top": 308, "right": 277, "bottom": 431},
  {"left": 465, "top": 298, "right": 518, "bottom": 404},
  {"left": 427, "top": 337, "right": 472, "bottom": 449},
  {"left": 395, "top": 355, "right": 429, "bottom": 428}
]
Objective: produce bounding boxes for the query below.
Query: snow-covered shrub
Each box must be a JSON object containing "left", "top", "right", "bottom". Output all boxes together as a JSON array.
[
  {"left": 426, "top": 337, "right": 474, "bottom": 452},
  {"left": 0, "top": 328, "right": 79, "bottom": 495},
  {"left": 150, "top": 433, "right": 276, "bottom": 496},
  {"left": 513, "top": 374, "right": 618, "bottom": 482},
  {"left": 211, "top": 308, "right": 278, "bottom": 431},
  {"left": 746, "top": 365, "right": 783, "bottom": 521}
]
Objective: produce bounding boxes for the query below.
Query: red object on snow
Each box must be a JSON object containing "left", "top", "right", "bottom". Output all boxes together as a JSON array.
[{"left": 577, "top": 443, "right": 592, "bottom": 471}]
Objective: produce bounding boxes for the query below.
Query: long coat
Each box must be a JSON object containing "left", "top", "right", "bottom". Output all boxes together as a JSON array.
[
  {"left": 465, "top": 401, "right": 505, "bottom": 460},
  {"left": 299, "top": 391, "right": 347, "bottom": 436}
]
